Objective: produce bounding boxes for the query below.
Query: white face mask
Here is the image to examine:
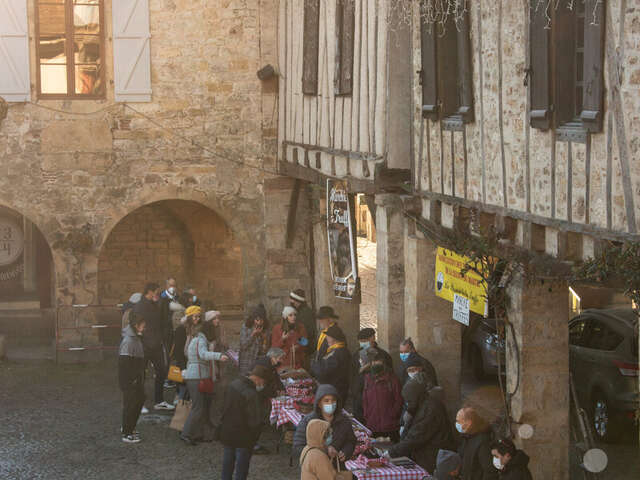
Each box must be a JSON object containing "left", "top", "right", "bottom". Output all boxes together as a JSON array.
[
  {"left": 493, "top": 457, "right": 504, "bottom": 470},
  {"left": 168, "top": 287, "right": 176, "bottom": 296},
  {"left": 455, "top": 422, "right": 464, "bottom": 434},
  {"left": 256, "top": 384, "right": 265, "bottom": 392},
  {"left": 407, "top": 371, "right": 418, "bottom": 379},
  {"left": 322, "top": 402, "right": 337, "bottom": 415}
]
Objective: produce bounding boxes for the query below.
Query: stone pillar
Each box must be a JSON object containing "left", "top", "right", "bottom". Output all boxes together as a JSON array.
[
  {"left": 507, "top": 272, "right": 569, "bottom": 480},
  {"left": 311, "top": 186, "right": 359, "bottom": 348},
  {"left": 375, "top": 194, "right": 405, "bottom": 358},
  {"left": 404, "top": 222, "right": 462, "bottom": 409}
]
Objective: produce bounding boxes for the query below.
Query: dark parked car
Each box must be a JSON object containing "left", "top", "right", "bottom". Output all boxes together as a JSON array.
[
  {"left": 463, "top": 317, "right": 506, "bottom": 380},
  {"left": 569, "top": 308, "right": 639, "bottom": 442}
]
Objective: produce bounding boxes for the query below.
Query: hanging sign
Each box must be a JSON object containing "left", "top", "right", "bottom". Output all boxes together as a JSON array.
[
  {"left": 327, "top": 179, "right": 358, "bottom": 300},
  {"left": 435, "top": 247, "right": 488, "bottom": 317},
  {"left": 452, "top": 293, "right": 470, "bottom": 326}
]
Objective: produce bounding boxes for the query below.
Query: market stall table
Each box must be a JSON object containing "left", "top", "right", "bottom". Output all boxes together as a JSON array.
[{"left": 346, "top": 455, "right": 431, "bottom": 480}]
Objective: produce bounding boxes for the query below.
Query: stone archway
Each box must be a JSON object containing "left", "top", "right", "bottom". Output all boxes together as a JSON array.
[
  {"left": 97, "top": 199, "right": 245, "bottom": 312},
  {"left": 0, "top": 204, "right": 56, "bottom": 351}
]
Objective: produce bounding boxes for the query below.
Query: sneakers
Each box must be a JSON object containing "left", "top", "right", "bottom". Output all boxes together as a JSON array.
[
  {"left": 140, "top": 406, "right": 149, "bottom": 414},
  {"left": 179, "top": 434, "right": 197, "bottom": 446},
  {"left": 122, "top": 434, "right": 141, "bottom": 444},
  {"left": 154, "top": 401, "right": 175, "bottom": 411}
]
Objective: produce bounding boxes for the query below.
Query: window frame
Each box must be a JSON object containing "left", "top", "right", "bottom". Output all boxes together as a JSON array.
[{"left": 35, "top": 0, "right": 106, "bottom": 100}]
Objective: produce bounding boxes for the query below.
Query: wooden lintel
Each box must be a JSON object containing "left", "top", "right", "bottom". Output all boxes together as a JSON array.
[
  {"left": 417, "top": 189, "right": 640, "bottom": 244},
  {"left": 283, "top": 140, "right": 384, "bottom": 162},
  {"left": 285, "top": 179, "right": 302, "bottom": 249},
  {"left": 278, "top": 160, "right": 376, "bottom": 194}
]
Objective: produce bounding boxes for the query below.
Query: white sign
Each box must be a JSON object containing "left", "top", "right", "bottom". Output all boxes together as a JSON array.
[
  {"left": 452, "top": 293, "right": 470, "bottom": 326},
  {"left": 0, "top": 217, "right": 24, "bottom": 266}
]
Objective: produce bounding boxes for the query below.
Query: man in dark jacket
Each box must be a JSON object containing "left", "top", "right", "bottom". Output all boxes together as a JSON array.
[
  {"left": 118, "top": 312, "right": 146, "bottom": 443},
  {"left": 396, "top": 337, "right": 438, "bottom": 389},
  {"left": 489, "top": 438, "right": 532, "bottom": 480},
  {"left": 311, "top": 325, "right": 351, "bottom": 401},
  {"left": 315, "top": 306, "right": 340, "bottom": 360},
  {"left": 219, "top": 365, "right": 269, "bottom": 480},
  {"left": 434, "top": 450, "right": 462, "bottom": 479},
  {"left": 134, "top": 282, "right": 174, "bottom": 411},
  {"left": 351, "top": 328, "right": 392, "bottom": 422},
  {"left": 289, "top": 288, "right": 316, "bottom": 357},
  {"left": 293, "top": 384, "right": 357, "bottom": 469},
  {"left": 387, "top": 379, "right": 456, "bottom": 473},
  {"left": 456, "top": 407, "right": 499, "bottom": 480},
  {"left": 158, "top": 277, "right": 178, "bottom": 346}
]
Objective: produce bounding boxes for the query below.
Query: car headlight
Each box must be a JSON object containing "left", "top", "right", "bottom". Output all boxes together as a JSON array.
[{"left": 485, "top": 333, "right": 505, "bottom": 350}]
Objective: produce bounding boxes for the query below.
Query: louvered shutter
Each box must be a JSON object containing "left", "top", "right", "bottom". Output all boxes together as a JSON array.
[
  {"left": 335, "top": 0, "right": 354, "bottom": 95},
  {"left": 581, "top": 0, "right": 605, "bottom": 133},
  {"left": 456, "top": 9, "right": 474, "bottom": 123},
  {"left": 554, "top": 5, "right": 576, "bottom": 127},
  {"left": 529, "top": 5, "right": 551, "bottom": 129},
  {"left": 0, "top": 0, "right": 30, "bottom": 102},
  {"left": 302, "top": 0, "right": 320, "bottom": 95},
  {"left": 420, "top": 15, "right": 438, "bottom": 120},
  {"left": 112, "top": 0, "right": 151, "bottom": 102},
  {"left": 436, "top": 16, "right": 458, "bottom": 119}
]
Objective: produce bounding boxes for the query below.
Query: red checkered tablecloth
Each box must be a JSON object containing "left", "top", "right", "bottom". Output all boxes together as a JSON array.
[
  {"left": 270, "top": 406, "right": 303, "bottom": 427},
  {"left": 346, "top": 455, "right": 430, "bottom": 480}
]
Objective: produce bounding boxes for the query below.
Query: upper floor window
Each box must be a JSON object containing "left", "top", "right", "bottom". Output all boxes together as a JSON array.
[{"left": 35, "top": 0, "right": 105, "bottom": 98}]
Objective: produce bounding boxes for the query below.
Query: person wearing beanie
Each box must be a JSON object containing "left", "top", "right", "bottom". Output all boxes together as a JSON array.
[
  {"left": 315, "top": 306, "right": 340, "bottom": 361},
  {"left": 271, "top": 305, "right": 309, "bottom": 370},
  {"left": 289, "top": 288, "right": 317, "bottom": 358},
  {"left": 311, "top": 325, "right": 351, "bottom": 401},
  {"left": 219, "top": 364, "right": 269, "bottom": 480},
  {"left": 434, "top": 450, "right": 462, "bottom": 480},
  {"left": 118, "top": 312, "right": 146, "bottom": 443},
  {"left": 350, "top": 328, "right": 393, "bottom": 422}
]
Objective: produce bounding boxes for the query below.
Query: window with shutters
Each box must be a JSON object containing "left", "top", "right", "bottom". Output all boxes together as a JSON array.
[
  {"left": 419, "top": 9, "right": 474, "bottom": 126},
  {"left": 302, "top": 0, "right": 320, "bottom": 95},
  {"left": 335, "top": 0, "right": 354, "bottom": 95},
  {"left": 529, "top": 1, "right": 605, "bottom": 134},
  {"left": 35, "top": 0, "right": 105, "bottom": 98}
]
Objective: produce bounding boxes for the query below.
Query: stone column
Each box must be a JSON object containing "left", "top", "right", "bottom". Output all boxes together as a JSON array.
[
  {"left": 404, "top": 222, "right": 462, "bottom": 409},
  {"left": 375, "top": 194, "right": 405, "bottom": 358},
  {"left": 311, "top": 186, "right": 359, "bottom": 348},
  {"left": 507, "top": 272, "right": 569, "bottom": 480}
]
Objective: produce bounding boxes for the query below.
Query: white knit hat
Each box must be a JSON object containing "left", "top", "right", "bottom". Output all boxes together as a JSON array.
[
  {"left": 205, "top": 310, "right": 221, "bottom": 322},
  {"left": 282, "top": 305, "right": 297, "bottom": 318}
]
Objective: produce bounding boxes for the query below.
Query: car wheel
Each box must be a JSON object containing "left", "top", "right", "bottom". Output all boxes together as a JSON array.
[
  {"left": 592, "top": 392, "right": 618, "bottom": 443},
  {"left": 471, "top": 345, "right": 485, "bottom": 380}
]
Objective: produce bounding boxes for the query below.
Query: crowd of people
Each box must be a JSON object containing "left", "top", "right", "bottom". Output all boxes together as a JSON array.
[{"left": 118, "top": 280, "right": 533, "bottom": 480}]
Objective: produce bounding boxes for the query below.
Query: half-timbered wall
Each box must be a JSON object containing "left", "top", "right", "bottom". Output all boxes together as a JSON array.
[
  {"left": 412, "top": 0, "right": 640, "bottom": 241},
  {"left": 279, "top": 0, "right": 410, "bottom": 188}
]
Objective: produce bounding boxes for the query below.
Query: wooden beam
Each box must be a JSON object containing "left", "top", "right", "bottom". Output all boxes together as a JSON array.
[
  {"left": 285, "top": 179, "right": 302, "bottom": 249},
  {"left": 283, "top": 140, "right": 383, "bottom": 162},
  {"left": 278, "top": 160, "right": 376, "bottom": 194}
]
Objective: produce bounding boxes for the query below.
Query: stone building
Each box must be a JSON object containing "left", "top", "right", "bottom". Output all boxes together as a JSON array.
[
  {"left": 278, "top": 1, "right": 639, "bottom": 479},
  {"left": 0, "top": 0, "right": 311, "bottom": 358}
]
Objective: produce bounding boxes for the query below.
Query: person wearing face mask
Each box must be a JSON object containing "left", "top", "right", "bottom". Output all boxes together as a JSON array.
[
  {"left": 271, "top": 306, "right": 308, "bottom": 370},
  {"left": 293, "top": 384, "right": 357, "bottom": 470},
  {"left": 455, "top": 407, "right": 499, "bottom": 480},
  {"left": 315, "top": 306, "right": 341, "bottom": 360},
  {"left": 118, "top": 312, "right": 146, "bottom": 443},
  {"left": 489, "top": 438, "right": 532, "bottom": 480},
  {"left": 134, "top": 282, "right": 175, "bottom": 411},
  {"left": 361, "top": 353, "right": 403, "bottom": 441},
  {"left": 386, "top": 379, "right": 455, "bottom": 473},
  {"left": 219, "top": 365, "right": 270, "bottom": 480},
  {"left": 396, "top": 337, "right": 439, "bottom": 389},
  {"left": 300, "top": 419, "right": 354, "bottom": 480},
  {"left": 159, "top": 277, "right": 179, "bottom": 348},
  {"left": 183, "top": 286, "right": 201, "bottom": 307},
  {"left": 433, "top": 450, "right": 463, "bottom": 480}
]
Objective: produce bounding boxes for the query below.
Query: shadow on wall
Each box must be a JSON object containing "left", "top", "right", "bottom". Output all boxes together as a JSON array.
[{"left": 97, "top": 200, "right": 243, "bottom": 309}]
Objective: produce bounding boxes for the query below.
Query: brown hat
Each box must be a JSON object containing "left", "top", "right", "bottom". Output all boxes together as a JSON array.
[
  {"left": 317, "top": 306, "right": 339, "bottom": 320},
  {"left": 250, "top": 364, "right": 271, "bottom": 380}
]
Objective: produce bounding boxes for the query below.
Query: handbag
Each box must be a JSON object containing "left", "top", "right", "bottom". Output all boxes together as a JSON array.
[
  {"left": 167, "top": 365, "right": 184, "bottom": 383},
  {"left": 169, "top": 400, "right": 192, "bottom": 431},
  {"left": 196, "top": 337, "right": 215, "bottom": 394}
]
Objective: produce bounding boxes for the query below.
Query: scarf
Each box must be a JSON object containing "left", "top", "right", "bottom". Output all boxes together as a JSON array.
[
  {"left": 326, "top": 342, "right": 345, "bottom": 354},
  {"left": 316, "top": 322, "right": 336, "bottom": 351}
]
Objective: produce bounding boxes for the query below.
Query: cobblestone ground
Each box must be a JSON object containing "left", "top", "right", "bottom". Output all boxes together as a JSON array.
[
  {"left": 357, "top": 237, "right": 377, "bottom": 331},
  {"left": 0, "top": 358, "right": 300, "bottom": 480}
]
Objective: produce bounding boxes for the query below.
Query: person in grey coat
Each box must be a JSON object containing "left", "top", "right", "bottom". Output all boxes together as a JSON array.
[
  {"left": 180, "top": 320, "right": 228, "bottom": 445},
  {"left": 118, "top": 312, "right": 146, "bottom": 443}
]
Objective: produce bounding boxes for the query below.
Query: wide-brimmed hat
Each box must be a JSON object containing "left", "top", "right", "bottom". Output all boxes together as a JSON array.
[
  {"left": 317, "top": 306, "right": 339, "bottom": 320},
  {"left": 250, "top": 364, "right": 271, "bottom": 380}
]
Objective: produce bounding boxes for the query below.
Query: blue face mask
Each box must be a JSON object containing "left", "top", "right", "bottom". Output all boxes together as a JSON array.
[
  {"left": 359, "top": 341, "right": 370, "bottom": 350},
  {"left": 400, "top": 352, "right": 410, "bottom": 362},
  {"left": 192, "top": 295, "right": 197, "bottom": 302},
  {"left": 455, "top": 422, "right": 464, "bottom": 433},
  {"left": 322, "top": 402, "right": 337, "bottom": 415}
]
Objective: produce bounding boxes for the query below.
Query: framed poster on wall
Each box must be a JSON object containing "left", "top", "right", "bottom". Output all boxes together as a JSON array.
[{"left": 327, "top": 179, "right": 358, "bottom": 300}]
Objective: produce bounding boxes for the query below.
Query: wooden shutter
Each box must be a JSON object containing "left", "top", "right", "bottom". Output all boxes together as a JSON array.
[
  {"left": 554, "top": 5, "right": 576, "bottom": 127},
  {"left": 581, "top": 0, "right": 605, "bottom": 132},
  {"left": 420, "top": 15, "right": 438, "bottom": 119},
  {"left": 456, "top": 9, "right": 474, "bottom": 123},
  {"left": 302, "top": 0, "right": 320, "bottom": 95},
  {"left": 335, "top": 0, "right": 354, "bottom": 95},
  {"left": 0, "top": 0, "right": 30, "bottom": 102},
  {"left": 112, "top": 0, "right": 151, "bottom": 102},
  {"left": 529, "top": 5, "right": 551, "bottom": 129},
  {"left": 436, "top": 16, "right": 458, "bottom": 118}
]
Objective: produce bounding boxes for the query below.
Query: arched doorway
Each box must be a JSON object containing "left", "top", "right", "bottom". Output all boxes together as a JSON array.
[
  {"left": 97, "top": 200, "right": 244, "bottom": 313},
  {"left": 0, "top": 205, "right": 55, "bottom": 351}
]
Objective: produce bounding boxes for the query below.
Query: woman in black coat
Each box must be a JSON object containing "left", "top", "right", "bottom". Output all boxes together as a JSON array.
[
  {"left": 489, "top": 437, "right": 533, "bottom": 480},
  {"left": 387, "top": 379, "right": 455, "bottom": 473}
]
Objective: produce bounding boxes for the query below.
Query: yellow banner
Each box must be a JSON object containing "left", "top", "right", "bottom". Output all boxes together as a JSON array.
[{"left": 435, "top": 247, "right": 488, "bottom": 317}]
